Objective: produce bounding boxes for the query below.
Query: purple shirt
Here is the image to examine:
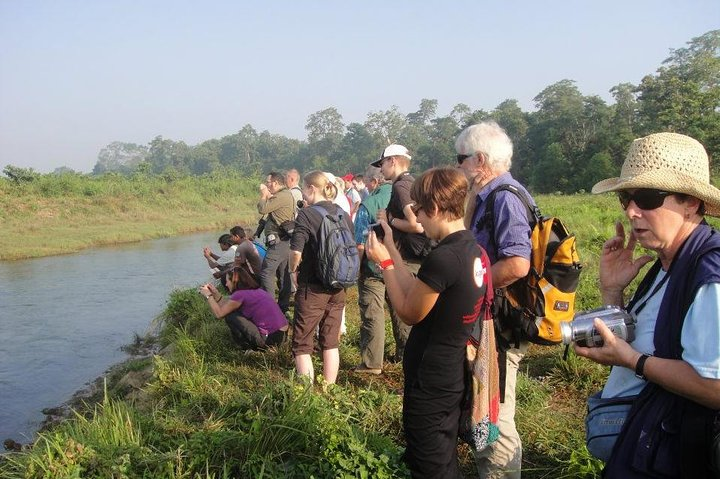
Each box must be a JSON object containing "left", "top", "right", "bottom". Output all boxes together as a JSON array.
[
  {"left": 229, "top": 288, "right": 288, "bottom": 335},
  {"left": 470, "top": 172, "right": 533, "bottom": 263}
]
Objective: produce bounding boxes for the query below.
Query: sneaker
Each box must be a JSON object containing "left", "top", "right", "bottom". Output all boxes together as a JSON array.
[{"left": 353, "top": 364, "right": 382, "bottom": 375}]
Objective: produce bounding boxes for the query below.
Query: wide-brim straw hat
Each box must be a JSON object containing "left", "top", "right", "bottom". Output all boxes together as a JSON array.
[{"left": 592, "top": 132, "right": 720, "bottom": 217}]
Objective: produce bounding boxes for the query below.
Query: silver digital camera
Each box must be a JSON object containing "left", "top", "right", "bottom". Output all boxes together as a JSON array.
[{"left": 560, "top": 305, "right": 636, "bottom": 347}]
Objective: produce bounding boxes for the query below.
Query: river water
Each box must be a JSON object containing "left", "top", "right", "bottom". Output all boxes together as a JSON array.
[{"left": 0, "top": 231, "right": 222, "bottom": 442}]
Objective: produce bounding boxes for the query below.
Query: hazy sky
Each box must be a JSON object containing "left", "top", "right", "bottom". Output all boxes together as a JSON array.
[{"left": 1, "top": 1, "right": 717, "bottom": 173}]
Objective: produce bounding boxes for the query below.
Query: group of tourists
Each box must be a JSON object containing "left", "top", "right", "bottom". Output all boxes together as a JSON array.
[{"left": 198, "top": 122, "right": 719, "bottom": 478}]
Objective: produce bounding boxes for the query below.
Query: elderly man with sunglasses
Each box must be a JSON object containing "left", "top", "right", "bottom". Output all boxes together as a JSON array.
[{"left": 455, "top": 121, "right": 534, "bottom": 479}]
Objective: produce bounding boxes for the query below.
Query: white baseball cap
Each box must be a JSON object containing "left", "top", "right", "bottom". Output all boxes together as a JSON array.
[{"left": 370, "top": 144, "right": 411, "bottom": 167}]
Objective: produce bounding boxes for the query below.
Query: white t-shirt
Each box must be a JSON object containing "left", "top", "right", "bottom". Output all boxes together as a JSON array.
[
  {"left": 333, "top": 192, "right": 352, "bottom": 216},
  {"left": 602, "top": 269, "right": 720, "bottom": 398},
  {"left": 216, "top": 244, "right": 237, "bottom": 266}
]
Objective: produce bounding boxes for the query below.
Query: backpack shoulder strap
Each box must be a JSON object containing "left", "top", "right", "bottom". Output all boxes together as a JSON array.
[
  {"left": 311, "top": 204, "right": 330, "bottom": 217},
  {"left": 478, "top": 184, "right": 539, "bottom": 249}
]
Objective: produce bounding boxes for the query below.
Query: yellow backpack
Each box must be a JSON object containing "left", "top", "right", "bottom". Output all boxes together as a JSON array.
[{"left": 482, "top": 185, "right": 582, "bottom": 346}]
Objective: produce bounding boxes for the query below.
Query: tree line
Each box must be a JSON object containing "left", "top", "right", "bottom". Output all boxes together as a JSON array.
[{"left": 7, "top": 31, "right": 717, "bottom": 195}]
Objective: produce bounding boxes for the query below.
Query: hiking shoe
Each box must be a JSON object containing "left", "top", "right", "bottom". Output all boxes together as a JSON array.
[{"left": 353, "top": 364, "right": 382, "bottom": 375}]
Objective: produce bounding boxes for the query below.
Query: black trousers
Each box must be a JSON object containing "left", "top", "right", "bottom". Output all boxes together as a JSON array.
[{"left": 224, "top": 312, "right": 286, "bottom": 350}]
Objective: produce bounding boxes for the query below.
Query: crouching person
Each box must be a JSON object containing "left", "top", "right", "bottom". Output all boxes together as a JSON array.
[{"left": 199, "top": 267, "right": 289, "bottom": 350}]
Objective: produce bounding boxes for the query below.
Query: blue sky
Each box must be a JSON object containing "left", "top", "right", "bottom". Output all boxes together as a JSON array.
[{"left": 0, "top": 1, "right": 717, "bottom": 173}]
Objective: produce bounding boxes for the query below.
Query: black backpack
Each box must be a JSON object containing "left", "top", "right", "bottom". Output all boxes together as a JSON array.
[{"left": 311, "top": 205, "right": 360, "bottom": 289}]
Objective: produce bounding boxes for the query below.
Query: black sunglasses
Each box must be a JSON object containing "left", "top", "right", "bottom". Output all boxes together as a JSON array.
[
  {"left": 618, "top": 189, "right": 674, "bottom": 210},
  {"left": 457, "top": 154, "right": 472, "bottom": 164}
]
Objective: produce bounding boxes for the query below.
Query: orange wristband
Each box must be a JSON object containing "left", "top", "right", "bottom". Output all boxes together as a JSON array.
[{"left": 379, "top": 259, "right": 395, "bottom": 271}]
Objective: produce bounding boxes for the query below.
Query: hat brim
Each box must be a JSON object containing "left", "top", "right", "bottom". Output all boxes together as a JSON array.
[{"left": 592, "top": 169, "right": 720, "bottom": 217}]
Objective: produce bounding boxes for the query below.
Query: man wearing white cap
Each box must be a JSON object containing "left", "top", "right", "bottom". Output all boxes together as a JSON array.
[{"left": 371, "top": 144, "right": 430, "bottom": 362}]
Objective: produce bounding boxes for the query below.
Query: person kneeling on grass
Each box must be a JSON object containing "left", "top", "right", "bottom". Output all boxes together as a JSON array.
[{"left": 199, "top": 266, "right": 289, "bottom": 350}]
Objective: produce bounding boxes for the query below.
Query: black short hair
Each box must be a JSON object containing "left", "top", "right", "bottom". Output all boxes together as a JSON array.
[
  {"left": 268, "top": 171, "right": 286, "bottom": 185},
  {"left": 218, "top": 233, "right": 233, "bottom": 246},
  {"left": 229, "top": 226, "right": 246, "bottom": 238}
]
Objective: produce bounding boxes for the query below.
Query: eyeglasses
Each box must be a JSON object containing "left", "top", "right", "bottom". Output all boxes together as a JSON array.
[
  {"left": 410, "top": 203, "right": 424, "bottom": 215},
  {"left": 618, "top": 189, "right": 674, "bottom": 210},
  {"left": 456, "top": 154, "right": 472, "bottom": 164}
]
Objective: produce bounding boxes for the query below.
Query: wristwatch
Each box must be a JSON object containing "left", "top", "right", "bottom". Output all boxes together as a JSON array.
[{"left": 635, "top": 354, "right": 650, "bottom": 380}]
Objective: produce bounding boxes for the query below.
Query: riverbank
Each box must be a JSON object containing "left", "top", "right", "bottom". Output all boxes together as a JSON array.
[
  {"left": 0, "top": 286, "right": 608, "bottom": 478},
  {"left": 0, "top": 173, "right": 260, "bottom": 260}
]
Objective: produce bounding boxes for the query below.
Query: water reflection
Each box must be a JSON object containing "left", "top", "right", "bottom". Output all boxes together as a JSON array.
[{"left": 0, "top": 231, "right": 221, "bottom": 442}]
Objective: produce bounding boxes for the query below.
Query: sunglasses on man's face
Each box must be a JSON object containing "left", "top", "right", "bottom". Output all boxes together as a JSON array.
[
  {"left": 456, "top": 154, "right": 472, "bottom": 164},
  {"left": 617, "top": 189, "right": 674, "bottom": 210}
]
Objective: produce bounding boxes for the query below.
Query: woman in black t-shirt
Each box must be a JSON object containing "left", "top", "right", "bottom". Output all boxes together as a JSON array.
[
  {"left": 366, "top": 167, "right": 491, "bottom": 478},
  {"left": 289, "top": 171, "right": 355, "bottom": 385}
]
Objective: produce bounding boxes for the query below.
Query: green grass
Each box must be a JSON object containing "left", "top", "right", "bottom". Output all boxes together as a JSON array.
[
  {"left": 0, "top": 171, "right": 261, "bottom": 260},
  {"left": 5, "top": 191, "right": 700, "bottom": 478}
]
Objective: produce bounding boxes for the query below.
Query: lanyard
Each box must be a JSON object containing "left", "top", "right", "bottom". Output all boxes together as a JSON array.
[{"left": 632, "top": 269, "right": 670, "bottom": 316}]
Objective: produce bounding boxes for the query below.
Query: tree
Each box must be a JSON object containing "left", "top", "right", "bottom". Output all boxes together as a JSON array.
[
  {"left": 93, "top": 142, "right": 148, "bottom": 174},
  {"left": 450, "top": 103, "right": 472, "bottom": 127},
  {"left": 305, "top": 107, "right": 345, "bottom": 161},
  {"left": 579, "top": 151, "right": 616, "bottom": 192},
  {"left": 2, "top": 165, "right": 38, "bottom": 183},
  {"left": 146, "top": 136, "right": 191, "bottom": 174},
  {"left": 636, "top": 30, "right": 720, "bottom": 162},
  {"left": 527, "top": 80, "right": 614, "bottom": 192},
  {"left": 532, "top": 142, "right": 570, "bottom": 193},
  {"left": 340, "top": 122, "right": 377, "bottom": 173},
  {"left": 53, "top": 166, "right": 78, "bottom": 175},
  {"left": 491, "top": 99, "right": 531, "bottom": 182},
  {"left": 406, "top": 98, "right": 438, "bottom": 127},
  {"left": 415, "top": 116, "right": 459, "bottom": 170},
  {"left": 364, "top": 106, "right": 407, "bottom": 146}
]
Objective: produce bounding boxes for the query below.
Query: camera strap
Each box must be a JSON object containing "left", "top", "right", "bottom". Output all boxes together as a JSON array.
[{"left": 630, "top": 266, "right": 670, "bottom": 316}]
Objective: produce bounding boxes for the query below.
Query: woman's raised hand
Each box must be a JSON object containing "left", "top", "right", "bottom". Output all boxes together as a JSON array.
[
  {"left": 599, "top": 222, "right": 653, "bottom": 300},
  {"left": 365, "top": 220, "right": 393, "bottom": 264}
]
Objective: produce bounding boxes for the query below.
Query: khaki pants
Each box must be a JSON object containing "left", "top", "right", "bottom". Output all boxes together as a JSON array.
[
  {"left": 474, "top": 342, "right": 527, "bottom": 478},
  {"left": 358, "top": 273, "right": 390, "bottom": 369}
]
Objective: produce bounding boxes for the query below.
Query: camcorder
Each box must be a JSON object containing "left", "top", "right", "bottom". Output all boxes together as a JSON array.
[{"left": 560, "top": 305, "right": 636, "bottom": 347}]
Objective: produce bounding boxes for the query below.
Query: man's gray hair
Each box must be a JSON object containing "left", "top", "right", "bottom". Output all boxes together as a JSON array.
[
  {"left": 364, "top": 166, "right": 385, "bottom": 184},
  {"left": 455, "top": 121, "right": 513, "bottom": 172}
]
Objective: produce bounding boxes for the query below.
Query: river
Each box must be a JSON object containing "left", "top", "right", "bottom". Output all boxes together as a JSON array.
[{"left": 0, "top": 231, "right": 223, "bottom": 442}]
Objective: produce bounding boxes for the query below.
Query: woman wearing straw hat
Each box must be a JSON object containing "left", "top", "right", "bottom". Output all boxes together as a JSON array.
[{"left": 576, "top": 132, "right": 720, "bottom": 477}]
